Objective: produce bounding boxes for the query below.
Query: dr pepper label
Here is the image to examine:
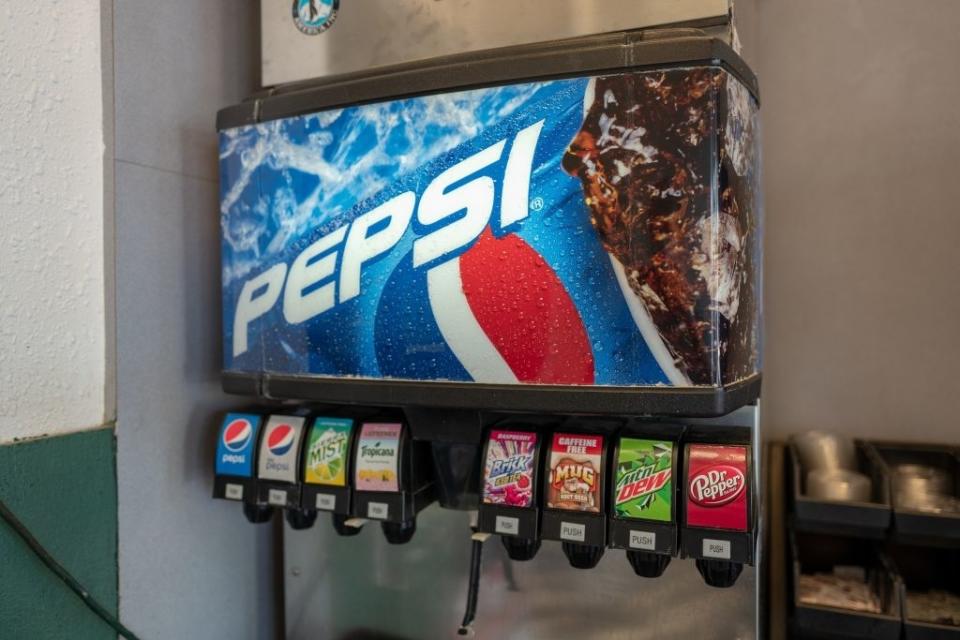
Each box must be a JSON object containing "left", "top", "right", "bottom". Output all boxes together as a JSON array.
[{"left": 685, "top": 444, "right": 749, "bottom": 531}]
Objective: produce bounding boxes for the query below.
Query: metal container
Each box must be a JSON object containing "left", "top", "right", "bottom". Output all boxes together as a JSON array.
[
  {"left": 792, "top": 430, "right": 858, "bottom": 472},
  {"left": 806, "top": 469, "right": 872, "bottom": 503}
]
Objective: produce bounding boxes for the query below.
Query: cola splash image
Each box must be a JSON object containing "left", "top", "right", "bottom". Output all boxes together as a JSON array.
[{"left": 563, "top": 69, "right": 759, "bottom": 385}]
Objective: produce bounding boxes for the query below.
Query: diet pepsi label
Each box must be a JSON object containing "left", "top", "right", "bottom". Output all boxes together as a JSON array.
[
  {"left": 215, "top": 413, "right": 262, "bottom": 478},
  {"left": 257, "top": 415, "right": 306, "bottom": 483},
  {"left": 219, "top": 72, "right": 760, "bottom": 388}
]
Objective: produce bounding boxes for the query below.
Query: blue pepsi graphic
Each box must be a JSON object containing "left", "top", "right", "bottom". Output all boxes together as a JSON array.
[
  {"left": 219, "top": 71, "right": 760, "bottom": 388},
  {"left": 215, "top": 413, "right": 262, "bottom": 477}
]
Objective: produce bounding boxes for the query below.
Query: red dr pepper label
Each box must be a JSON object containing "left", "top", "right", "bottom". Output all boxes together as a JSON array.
[
  {"left": 685, "top": 444, "right": 749, "bottom": 531},
  {"left": 547, "top": 433, "right": 603, "bottom": 512}
]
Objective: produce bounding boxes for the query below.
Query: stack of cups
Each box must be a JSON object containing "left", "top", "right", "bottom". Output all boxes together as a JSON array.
[
  {"left": 791, "top": 431, "right": 871, "bottom": 503},
  {"left": 891, "top": 463, "right": 958, "bottom": 514}
]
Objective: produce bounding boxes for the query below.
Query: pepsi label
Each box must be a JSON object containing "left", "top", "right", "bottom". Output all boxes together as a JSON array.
[
  {"left": 215, "top": 413, "right": 262, "bottom": 478},
  {"left": 220, "top": 68, "right": 760, "bottom": 389},
  {"left": 257, "top": 415, "right": 306, "bottom": 483}
]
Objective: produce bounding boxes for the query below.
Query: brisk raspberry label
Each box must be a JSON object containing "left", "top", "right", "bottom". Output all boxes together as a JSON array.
[
  {"left": 482, "top": 430, "right": 537, "bottom": 508},
  {"left": 547, "top": 433, "right": 603, "bottom": 513},
  {"left": 685, "top": 444, "right": 749, "bottom": 531}
]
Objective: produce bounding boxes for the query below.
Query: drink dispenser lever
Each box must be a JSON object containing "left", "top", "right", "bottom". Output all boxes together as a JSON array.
[
  {"left": 540, "top": 430, "right": 609, "bottom": 569},
  {"left": 257, "top": 415, "right": 312, "bottom": 528},
  {"left": 299, "top": 416, "right": 360, "bottom": 535},
  {"left": 682, "top": 442, "right": 755, "bottom": 588},
  {"left": 477, "top": 424, "right": 544, "bottom": 561},
  {"left": 352, "top": 420, "right": 435, "bottom": 544},
  {"left": 608, "top": 423, "right": 684, "bottom": 578},
  {"left": 213, "top": 413, "right": 273, "bottom": 524}
]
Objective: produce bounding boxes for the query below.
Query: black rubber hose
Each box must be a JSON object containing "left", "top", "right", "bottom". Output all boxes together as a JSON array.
[
  {"left": 457, "top": 537, "right": 484, "bottom": 635},
  {"left": 0, "top": 498, "right": 142, "bottom": 640}
]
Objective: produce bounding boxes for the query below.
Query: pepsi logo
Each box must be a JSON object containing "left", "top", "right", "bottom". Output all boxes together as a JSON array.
[
  {"left": 222, "top": 419, "right": 253, "bottom": 452},
  {"left": 267, "top": 424, "right": 295, "bottom": 457},
  {"left": 689, "top": 465, "right": 746, "bottom": 507},
  {"left": 374, "top": 229, "right": 595, "bottom": 385}
]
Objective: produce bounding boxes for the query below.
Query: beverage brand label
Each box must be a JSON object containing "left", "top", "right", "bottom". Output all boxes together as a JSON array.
[
  {"left": 215, "top": 413, "right": 262, "bottom": 477},
  {"left": 547, "top": 433, "right": 603, "bottom": 513},
  {"left": 613, "top": 438, "right": 673, "bottom": 522},
  {"left": 685, "top": 444, "right": 749, "bottom": 531},
  {"left": 257, "top": 415, "right": 306, "bottom": 483},
  {"left": 303, "top": 417, "right": 353, "bottom": 486},
  {"left": 219, "top": 70, "right": 761, "bottom": 390},
  {"left": 482, "top": 430, "right": 537, "bottom": 507},
  {"left": 355, "top": 423, "right": 402, "bottom": 492}
]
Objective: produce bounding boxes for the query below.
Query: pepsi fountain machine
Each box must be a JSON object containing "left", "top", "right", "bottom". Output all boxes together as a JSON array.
[{"left": 214, "top": 1, "right": 763, "bottom": 637}]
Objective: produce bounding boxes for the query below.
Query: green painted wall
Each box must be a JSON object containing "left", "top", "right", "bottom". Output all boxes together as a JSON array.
[{"left": 0, "top": 427, "right": 118, "bottom": 640}]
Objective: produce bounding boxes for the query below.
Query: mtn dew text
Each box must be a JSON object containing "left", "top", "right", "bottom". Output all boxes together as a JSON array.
[{"left": 614, "top": 439, "right": 673, "bottom": 522}]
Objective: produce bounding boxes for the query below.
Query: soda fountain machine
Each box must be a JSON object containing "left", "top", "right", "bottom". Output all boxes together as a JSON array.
[{"left": 214, "top": 1, "right": 763, "bottom": 637}]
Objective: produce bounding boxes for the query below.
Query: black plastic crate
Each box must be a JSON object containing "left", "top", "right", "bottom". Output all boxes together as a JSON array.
[
  {"left": 789, "top": 531, "right": 903, "bottom": 640},
  {"left": 872, "top": 442, "right": 960, "bottom": 546},
  {"left": 888, "top": 545, "right": 960, "bottom": 638},
  {"left": 788, "top": 441, "right": 891, "bottom": 539}
]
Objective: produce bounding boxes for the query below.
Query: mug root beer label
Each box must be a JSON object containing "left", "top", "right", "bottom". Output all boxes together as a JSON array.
[{"left": 547, "top": 433, "right": 603, "bottom": 513}]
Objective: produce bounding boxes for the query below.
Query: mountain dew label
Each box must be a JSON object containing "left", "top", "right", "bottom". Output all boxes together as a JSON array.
[
  {"left": 614, "top": 439, "right": 673, "bottom": 522},
  {"left": 304, "top": 417, "right": 353, "bottom": 486}
]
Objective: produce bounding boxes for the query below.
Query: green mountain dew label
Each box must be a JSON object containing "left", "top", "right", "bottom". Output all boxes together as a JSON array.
[{"left": 614, "top": 439, "right": 673, "bottom": 522}]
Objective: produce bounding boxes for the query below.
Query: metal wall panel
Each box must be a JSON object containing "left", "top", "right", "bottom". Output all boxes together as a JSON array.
[{"left": 262, "top": 0, "right": 731, "bottom": 85}]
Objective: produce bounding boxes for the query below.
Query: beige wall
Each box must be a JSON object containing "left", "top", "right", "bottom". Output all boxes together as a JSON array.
[{"left": 751, "top": 1, "right": 960, "bottom": 441}]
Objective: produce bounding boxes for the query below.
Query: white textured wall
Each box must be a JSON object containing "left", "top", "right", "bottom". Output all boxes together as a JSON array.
[{"left": 0, "top": 2, "right": 107, "bottom": 443}]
